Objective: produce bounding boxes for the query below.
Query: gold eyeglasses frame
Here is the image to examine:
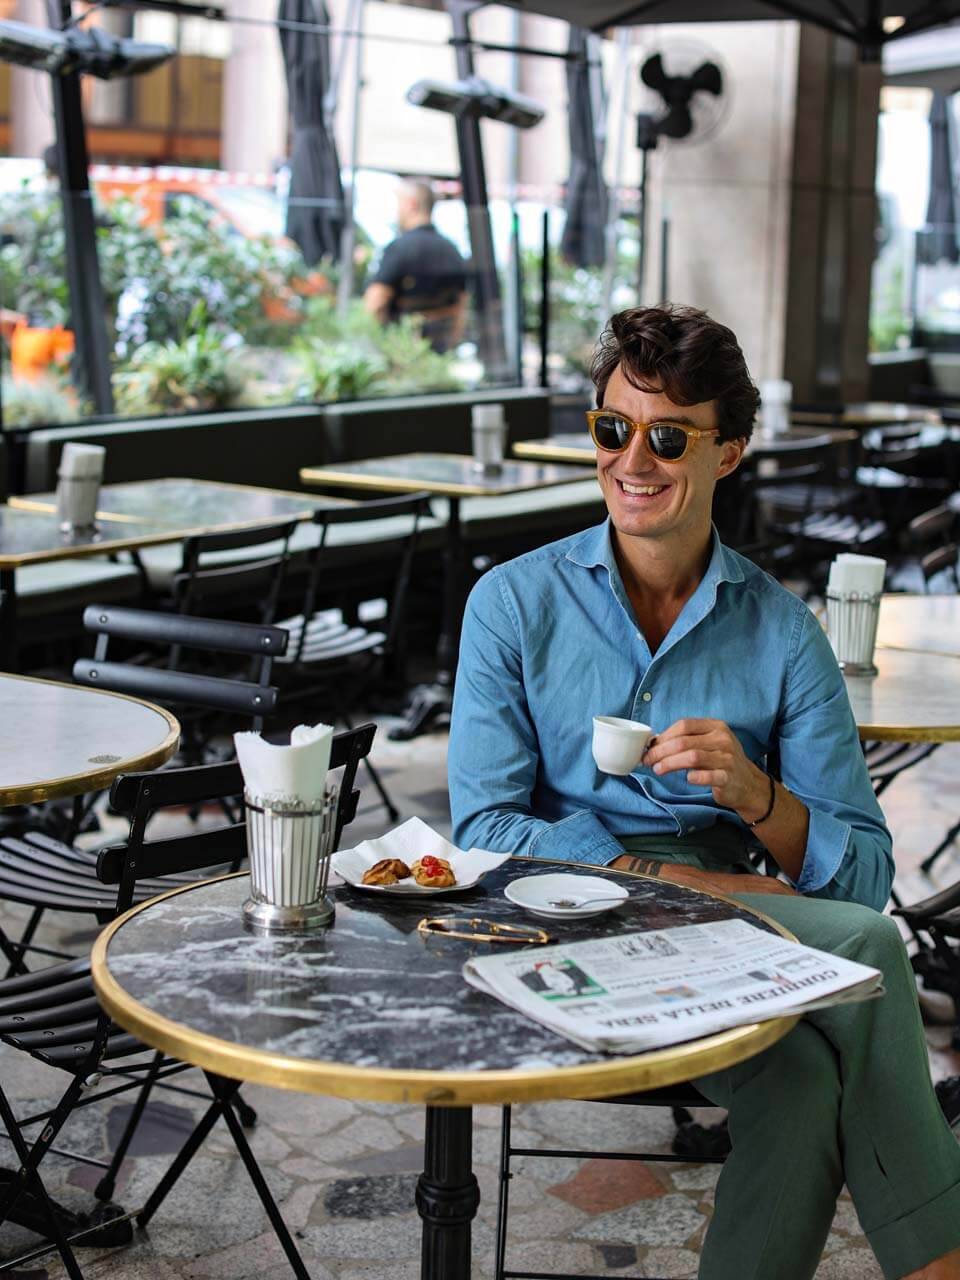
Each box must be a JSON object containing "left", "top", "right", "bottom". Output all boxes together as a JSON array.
[
  {"left": 417, "top": 917, "right": 553, "bottom": 945},
  {"left": 585, "top": 409, "right": 721, "bottom": 460}
]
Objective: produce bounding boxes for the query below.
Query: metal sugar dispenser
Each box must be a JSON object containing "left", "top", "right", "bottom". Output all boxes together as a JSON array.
[
  {"left": 243, "top": 785, "right": 338, "bottom": 932},
  {"left": 56, "top": 442, "right": 105, "bottom": 535},
  {"left": 234, "top": 723, "right": 337, "bottom": 934},
  {"left": 825, "top": 554, "right": 886, "bottom": 677}
]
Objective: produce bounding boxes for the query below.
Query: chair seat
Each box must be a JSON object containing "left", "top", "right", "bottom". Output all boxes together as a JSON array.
[
  {"left": 273, "top": 608, "right": 385, "bottom": 665},
  {"left": 0, "top": 955, "right": 144, "bottom": 1068},
  {"left": 17, "top": 559, "right": 142, "bottom": 619},
  {"left": 783, "top": 511, "right": 888, "bottom": 547},
  {"left": 0, "top": 830, "right": 211, "bottom": 921},
  {"left": 137, "top": 513, "right": 445, "bottom": 593}
]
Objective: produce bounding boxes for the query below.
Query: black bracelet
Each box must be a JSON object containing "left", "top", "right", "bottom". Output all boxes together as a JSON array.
[{"left": 747, "top": 773, "right": 777, "bottom": 829}]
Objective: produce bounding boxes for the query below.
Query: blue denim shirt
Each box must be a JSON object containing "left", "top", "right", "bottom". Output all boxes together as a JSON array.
[{"left": 448, "top": 521, "right": 893, "bottom": 912}]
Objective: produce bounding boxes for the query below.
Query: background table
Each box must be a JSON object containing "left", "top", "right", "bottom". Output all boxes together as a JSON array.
[
  {"left": 9, "top": 478, "right": 335, "bottom": 530},
  {"left": 92, "top": 860, "right": 796, "bottom": 1280},
  {"left": 791, "top": 402, "right": 941, "bottom": 426},
  {"left": 1, "top": 480, "right": 341, "bottom": 668},
  {"left": 299, "top": 454, "right": 594, "bottom": 737},
  {"left": 0, "top": 672, "right": 179, "bottom": 807},
  {"left": 876, "top": 594, "right": 960, "bottom": 659},
  {"left": 845, "top": 648, "right": 960, "bottom": 743},
  {"left": 513, "top": 425, "right": 859, "bottom": 465}
]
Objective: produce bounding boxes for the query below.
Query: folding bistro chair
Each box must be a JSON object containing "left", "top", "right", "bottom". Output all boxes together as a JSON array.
[
  {"left": 0, "top": 723, "right": 375, "bottom": 1278},
  {"left": 274, "top": 493, "right": 432, "bottom": 821},
  {"left": 0, "top": 609, "right": 286, "bottom": 978}
]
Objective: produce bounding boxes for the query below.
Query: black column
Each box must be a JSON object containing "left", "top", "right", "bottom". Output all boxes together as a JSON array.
[
  {"left": 46, "top": 0, "right": 115, "bottom": 416},
  {"left": 445, "top": 0, "right": 507, "bottom": 380},
  {"left": 416, "top": 1105, "right": 479, "bottom": 1280}
]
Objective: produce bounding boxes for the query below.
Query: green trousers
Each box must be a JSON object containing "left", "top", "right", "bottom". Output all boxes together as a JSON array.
[{"left": 620, "top": 828, "right": 960, "bottom": 1280}]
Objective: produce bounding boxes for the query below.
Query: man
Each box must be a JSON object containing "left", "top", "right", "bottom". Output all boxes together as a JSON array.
[
  {"left": 448, "top": 305, "right": 960, "bottom": 1280},
  {"left": 363, "top": 179, "right": 467, "bottom": 353}
]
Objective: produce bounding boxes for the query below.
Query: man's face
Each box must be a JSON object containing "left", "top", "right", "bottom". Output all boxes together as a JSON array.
[{"left": 595, "top": 365, "right": 744, "bottom": 545}]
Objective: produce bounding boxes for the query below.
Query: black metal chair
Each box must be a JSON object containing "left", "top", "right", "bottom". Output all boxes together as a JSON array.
[
  {"left": 0, "top": 610, "right": 287, "bottom": 977},
  {"left": 170, "top": 519, "right": 299, "bottom": 624},
  {"left": 495, "top": 1084, "right": 728, "bottom": 1280},
  {"left": 274, "top": 493, "right": 432, "bottom": 821},
  {"left": 0, "top": 723, "right": 375, "bottom": 1278}
]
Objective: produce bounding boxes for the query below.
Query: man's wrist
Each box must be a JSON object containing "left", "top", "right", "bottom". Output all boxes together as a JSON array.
[
  {"left": 612, "top": 855, "right": 662, "bottom": 878},
  {"left": 740, "top": 770, "right": 777, "bottom": 827}
]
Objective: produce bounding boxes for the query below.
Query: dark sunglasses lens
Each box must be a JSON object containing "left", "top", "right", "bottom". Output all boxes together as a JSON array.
[
  {"left": 592, "top": 414, "right": 632, "bottom": 450},
  {"left": 648, "top": 424, "right": 689, "bottom": 460}
]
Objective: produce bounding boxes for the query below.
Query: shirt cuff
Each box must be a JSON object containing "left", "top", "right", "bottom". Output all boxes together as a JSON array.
[
  {"left": 527, "top": 809, "right": 624, "bottom": 866},
  {"left": 792, "top": 806, "right": 850, "bottom": 894}
]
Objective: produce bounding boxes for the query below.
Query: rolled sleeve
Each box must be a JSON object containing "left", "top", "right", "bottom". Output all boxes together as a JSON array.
[
  {"left": 449, "top": 571, "right": 621, "bottom": 863},
  {"left": 779, "top": 609, "right": 893, "bottom": 910}
]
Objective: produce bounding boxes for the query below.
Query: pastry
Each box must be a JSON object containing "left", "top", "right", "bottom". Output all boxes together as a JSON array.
[
  {"left": 361, "top": 858, "right": 411, "bottom": 886},
  {"left": 410, "top": 856, "right": 456, "bottom": 888}
]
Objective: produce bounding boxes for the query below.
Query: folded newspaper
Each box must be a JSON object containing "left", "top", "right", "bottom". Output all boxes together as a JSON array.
[{"left": 462, "top": 918, "right": 883, "bottom": 1054}]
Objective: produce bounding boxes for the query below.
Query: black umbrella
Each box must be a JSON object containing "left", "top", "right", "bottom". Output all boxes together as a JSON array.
[
  {"left": 278, "top": 0, "right": 344, "bottom": 266},
  {"left": 918, "top": 91, "right": 959, "bottom": 266},
  {"left": 560, "top": 26, "right": 608, "bottom": 269}
]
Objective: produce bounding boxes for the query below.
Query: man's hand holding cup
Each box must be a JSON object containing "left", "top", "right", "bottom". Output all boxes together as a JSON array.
[{"left": 642, "top": 717, "right": 771, "bottom": 825}]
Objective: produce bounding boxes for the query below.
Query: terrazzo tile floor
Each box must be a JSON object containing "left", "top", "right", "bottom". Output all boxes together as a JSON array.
[{"left": 1, "top": 719, "right": 958, "bottom": 1279}]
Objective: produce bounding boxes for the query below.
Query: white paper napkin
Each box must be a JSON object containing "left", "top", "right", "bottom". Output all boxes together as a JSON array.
[
  {"left": 59, "top": 442, "right": 105, "bottom": 478},
  {"left": 234, "top": 722, "right": 334, "bottom": 806},
  {"left": 332, "top": 816, "right": 511, "bottom": 888},
  {"left": 827, "top": 553, "right": 886, "bottom": 596}
]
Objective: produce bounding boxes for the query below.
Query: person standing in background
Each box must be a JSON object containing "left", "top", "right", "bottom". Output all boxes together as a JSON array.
[{"left": 363, "top": 179, "right": 468, "bottom": 353}]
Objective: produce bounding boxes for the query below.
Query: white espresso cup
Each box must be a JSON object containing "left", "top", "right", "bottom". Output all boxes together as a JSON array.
[{"left": 592, "top": 716, "right": 653, "bottom": 775}]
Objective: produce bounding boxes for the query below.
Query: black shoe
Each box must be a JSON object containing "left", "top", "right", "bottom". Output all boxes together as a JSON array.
[
  {"left": 672, "top": 1117, "right": 732, "bottom": 1160},
  {"left": 936, "top": 1075, "right": 960, "bottom": 1128}
]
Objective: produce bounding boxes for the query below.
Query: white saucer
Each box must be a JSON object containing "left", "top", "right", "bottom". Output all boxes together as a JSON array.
[{"left": 504, "top": 873, "right": 629, "bottom": 920}]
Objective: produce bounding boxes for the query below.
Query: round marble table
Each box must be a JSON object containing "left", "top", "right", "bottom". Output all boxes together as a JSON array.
[
  {"left": 92, "top": 861, "right": 796, "bottom": 1279},
  {"left": 845, "top": 647, "right": 960, "bottom": 743},
  {"left": 0, "top": 673, "right": 180, "bottom": 807}
]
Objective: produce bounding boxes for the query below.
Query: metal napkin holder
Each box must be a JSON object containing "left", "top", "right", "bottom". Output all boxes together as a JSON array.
[
  {"left": 242, "top": 783, "right": 338, "bottom": 934},
  {"left": 826, "top": 589, "right": 882, "bottom": 677}
]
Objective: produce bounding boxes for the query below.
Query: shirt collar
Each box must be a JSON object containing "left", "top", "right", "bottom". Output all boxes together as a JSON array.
[{"left": 566, "top": 520, "right": 745, "bottom": 643}]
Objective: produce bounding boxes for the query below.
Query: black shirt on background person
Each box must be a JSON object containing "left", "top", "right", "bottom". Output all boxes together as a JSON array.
[{"left": 364, "top": 180, "right": 468, "bottom": 354}]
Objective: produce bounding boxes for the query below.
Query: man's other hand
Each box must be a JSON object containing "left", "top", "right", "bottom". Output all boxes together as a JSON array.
[{"left": 642, "top": 718, "right": 772, "bottom": 825}]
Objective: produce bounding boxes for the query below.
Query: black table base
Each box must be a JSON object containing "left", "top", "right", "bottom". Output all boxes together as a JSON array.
[
  {"left": 389, "top": 680, "right": 452, "bottom": 740},
  {"left": 417, "top": 1106, "right": 479, "bottom": 1280}
]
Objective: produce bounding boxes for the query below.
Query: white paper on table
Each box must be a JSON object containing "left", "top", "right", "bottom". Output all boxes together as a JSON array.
[
  {"left": 234, "top": 722, "right": 334, "bottom": 806},
  {"left": 331, "top": 815, "right": 511, "bottom": 890},
  {"left": 827, "top": 553, "right": 885, "bottom": 596},
  {"left": 58, "top": 442, "right": 105, "bottom": 477}
]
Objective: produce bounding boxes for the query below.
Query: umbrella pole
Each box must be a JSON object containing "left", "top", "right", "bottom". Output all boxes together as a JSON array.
[
  {"left": 336, "top": 0, "right": 365, "bottom": 317},
  {"left": 601, "top": 29, "right": 631, "bottom": 317}
]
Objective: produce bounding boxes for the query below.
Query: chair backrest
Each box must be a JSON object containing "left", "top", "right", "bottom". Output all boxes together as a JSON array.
[
  {"left": 291, "top": 493, "right": 432, "bottom": 666},
  {"left": 97, "top": 722, "right": 377, "bottom": 914},
  {"left": 920, "top": 542, "right": 960, "bottom": 592},
  {"left": 173, "top": 519, "right": 299, "bottom": 623},
  {"left": 909, "top": 503, "right": 956, "bottom": 549},
  {"left": 74, "top": 605, "right": 288, "bottom": 731}
]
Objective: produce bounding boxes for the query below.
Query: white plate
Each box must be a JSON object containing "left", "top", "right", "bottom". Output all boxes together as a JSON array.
[
  {"left": 332, "top": 848, "right": 486, "bottom": 895},
  {"left": 504, "top": 873, "right": 629, "bottom": 920}
]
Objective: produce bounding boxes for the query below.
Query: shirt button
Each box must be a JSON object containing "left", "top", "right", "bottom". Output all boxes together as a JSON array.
[{"left": 642, "top": 692, "right": 652, "bottom": 702}]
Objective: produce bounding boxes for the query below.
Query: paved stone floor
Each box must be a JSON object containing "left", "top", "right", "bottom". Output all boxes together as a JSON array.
[{"left": 1, "top": 719, "right": 958, "bottom": 1279}]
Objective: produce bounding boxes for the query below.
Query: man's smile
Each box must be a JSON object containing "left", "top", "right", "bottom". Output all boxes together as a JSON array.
[{"left": 616, "top": 479, "right": 669, "bottom": 498}]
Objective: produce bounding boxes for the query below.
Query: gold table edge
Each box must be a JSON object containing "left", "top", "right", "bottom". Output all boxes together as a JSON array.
[{"left": 91, "top": 865, "right": 800, "bottom": 1105}]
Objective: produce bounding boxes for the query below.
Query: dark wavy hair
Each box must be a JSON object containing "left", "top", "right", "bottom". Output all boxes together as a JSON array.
[{"left": 590, "top": 304, "right": 760, "bottom": 442}]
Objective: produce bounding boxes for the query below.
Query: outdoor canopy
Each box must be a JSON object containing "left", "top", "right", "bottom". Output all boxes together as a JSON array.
[
  {"left": 278, "top": 0, "right": 345, "bottom": 266},
  {"left": 489, "top": 1, "right": 960, "bottom": 53}
]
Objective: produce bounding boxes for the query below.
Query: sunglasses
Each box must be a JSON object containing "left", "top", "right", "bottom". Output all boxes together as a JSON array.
[
  {"left": 417, "top": 917, "right": 552, "bottom": 945},
  {"left": 586, "top": 410, "right": 721, "bottom": 461}
]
